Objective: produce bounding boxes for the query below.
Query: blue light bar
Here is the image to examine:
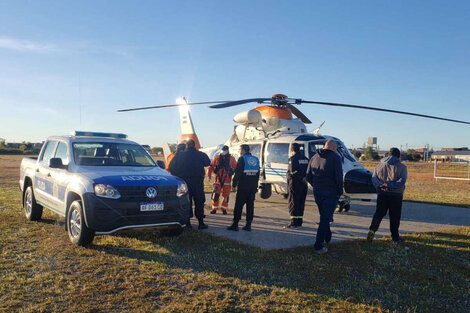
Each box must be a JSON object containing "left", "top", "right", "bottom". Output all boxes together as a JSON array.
[{"left": 72, "top": 131, "right": 128, "bottom": 139}]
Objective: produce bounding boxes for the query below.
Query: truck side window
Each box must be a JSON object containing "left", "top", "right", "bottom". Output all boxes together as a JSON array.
[
  {"left": 55, "top": 142, "right": 69, "bottom": 165},
  {"left": 41, "top": 140, "right": 58, "bottom": 164}
]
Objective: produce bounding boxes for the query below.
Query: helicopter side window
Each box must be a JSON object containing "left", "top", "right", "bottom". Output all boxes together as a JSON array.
[
  {"left": 308, "top": 142, "right": 325, "bottom": 159},
  {"left": 248, "top": 144, "right": 261, "bottom": 159},
  {"left": 267, "top": 143, "right": 289, "bottom": 164}
]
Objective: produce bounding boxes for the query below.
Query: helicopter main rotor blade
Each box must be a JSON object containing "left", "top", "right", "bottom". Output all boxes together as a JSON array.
[
  {"left": 299, "top": 100, "right": 470, "bottom": 125},
  {"left": 118, "top": 101, "right": 227, "bottom": 112},
  {"left": 286, "top": 103, "right": 312, "bottom": 124},
  {"left": 209, "top": 98, "right": 272, "bottom": 108}
]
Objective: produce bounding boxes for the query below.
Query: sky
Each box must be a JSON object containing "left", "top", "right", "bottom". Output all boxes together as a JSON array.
[{"left": 0, "top": 0, "right": 469, "bottom": 150}]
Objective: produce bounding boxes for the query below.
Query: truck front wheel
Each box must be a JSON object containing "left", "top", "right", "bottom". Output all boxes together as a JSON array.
[
  {"left": 24, "top": 186, "right": 43, "bottom": 221},
  {"left": 67, "top": 200, "right": 95, "bottom": 246}
]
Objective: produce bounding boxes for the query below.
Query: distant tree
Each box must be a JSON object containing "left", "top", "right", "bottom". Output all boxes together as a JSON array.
[
  {"left": 19, "top": 144, "right": 28, "bottom": 152},
  {"left": 364, "top": 147, "right": 379, "bottom": 160},
  {"left": 406, "top": 149, "right": 422, "bottom": 162},
  {"left": 352, "top": 149, "right": 362, "bottom": 159},
  {"left": 0, "top": 138, "right": 5, "bottom": 148}
]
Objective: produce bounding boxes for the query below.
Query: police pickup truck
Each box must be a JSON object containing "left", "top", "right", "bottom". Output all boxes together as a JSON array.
[{"left": 19, "top": 131, "right": 189, "bottom": 246}]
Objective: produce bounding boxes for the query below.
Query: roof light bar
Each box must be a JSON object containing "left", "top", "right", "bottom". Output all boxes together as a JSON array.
[{"left": 72, "top": 131, "right": 128, "bottom": 139}]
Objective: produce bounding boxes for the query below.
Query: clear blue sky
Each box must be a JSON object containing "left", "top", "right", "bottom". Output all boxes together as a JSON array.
[{"left": 1, "top": 0, "right": 469, "bottom": 150}]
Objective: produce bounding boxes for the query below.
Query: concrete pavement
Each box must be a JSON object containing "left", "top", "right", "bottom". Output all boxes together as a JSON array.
[{"left": 199, "top": 193, "right": 470, "bottom": 250}]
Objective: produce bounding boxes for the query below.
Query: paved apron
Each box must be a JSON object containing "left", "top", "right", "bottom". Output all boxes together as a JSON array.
[{"left": 200, "top": 193, "right": 470, "bottom": 250}]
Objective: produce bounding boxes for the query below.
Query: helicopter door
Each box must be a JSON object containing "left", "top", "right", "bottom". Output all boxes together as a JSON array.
[{"left": 265, "top": 143, "right": 290, "bottom": 184}]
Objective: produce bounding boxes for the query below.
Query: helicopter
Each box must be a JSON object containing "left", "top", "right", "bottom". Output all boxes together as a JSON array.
[{"left": 118, "top": 94, "right": 470, "bottom": 212}]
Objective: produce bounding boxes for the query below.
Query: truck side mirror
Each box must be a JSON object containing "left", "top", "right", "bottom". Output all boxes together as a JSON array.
[
  {"left": 156, "top": 160, "right": 165, "bottom": 169},
  {"left": 49, "top": 158, "right": 65, "bottom": 169}
]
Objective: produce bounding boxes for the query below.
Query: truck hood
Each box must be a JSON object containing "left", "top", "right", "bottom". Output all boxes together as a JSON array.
[{"left": 76, "top": 166, "right": 183, "bottom": 186}]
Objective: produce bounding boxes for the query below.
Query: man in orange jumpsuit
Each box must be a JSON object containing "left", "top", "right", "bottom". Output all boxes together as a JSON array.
[{"left": 207, "top": 145, "right": 237, "bottom": 215}]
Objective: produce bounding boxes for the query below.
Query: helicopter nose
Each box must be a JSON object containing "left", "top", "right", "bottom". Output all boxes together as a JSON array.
[{"left": 344, "top": 169, "right": 376, "bottom": 194}]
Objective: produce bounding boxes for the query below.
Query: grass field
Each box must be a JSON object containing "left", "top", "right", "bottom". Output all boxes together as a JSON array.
[
  {"left": 361, "top": 161, "right": 470, "bottom": 207},
  {"left": 1, "top": 155, "right": 469, "bottom": 312}
]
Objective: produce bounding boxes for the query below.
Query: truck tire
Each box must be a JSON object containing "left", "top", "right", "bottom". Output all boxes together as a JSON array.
[
  {"left": 67, "top": 200, "right": 95, "bottom": 246},
  {"left": 23, "top": 186, "right": 43, "bottom": 221},
  {"left": 259, "top": 184, "right": 272, "bottom": 199}
]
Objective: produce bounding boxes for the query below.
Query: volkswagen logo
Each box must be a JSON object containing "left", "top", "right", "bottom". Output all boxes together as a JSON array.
[{"left": 146, "top": 187, "right": 157, "bottom": 199}]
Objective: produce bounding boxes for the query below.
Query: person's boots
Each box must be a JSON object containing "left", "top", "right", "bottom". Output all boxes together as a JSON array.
[
  {"left": 283, "top": 219, "right": 296, "bottom": 229},
  {"left": 198, "top": 219, "right": 208, "bottom": 230},
  {"left": 227, "top": 221, "right": 239, "bottom": 231},
  {"left": 210, "top": 209, "right": 217, "bottom": 214},
  {"left": 296, "top": 218, "right": 303, "bottom": 228},
  {"left": 242, "top": 221, "right": 251, "bottom": 231},
  {"left": 222, "top": 209, "right": 228, "bottom": 215}
]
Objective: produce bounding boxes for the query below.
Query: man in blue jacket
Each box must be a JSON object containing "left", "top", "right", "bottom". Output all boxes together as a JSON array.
[
  {"left": 306, "top": 140, "right": 343, "bottom": 254},
  {"left": 367, "top": 147, "right": 407, "bottom": 244},
  {"left": 227, "top": 144, "right": 260, "bottom": 232}
]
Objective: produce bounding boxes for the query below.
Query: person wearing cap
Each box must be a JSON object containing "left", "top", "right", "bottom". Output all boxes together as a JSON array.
[
  {"left": 306, "top": 139, "right": 343, "bottom": 254},
  {"left": 207, "top": 145, "right": 237, "bottom": 215},
  {"left": 167, "top": 143, "right": 186, "bottom": 177},
  {"left": 227, "top": 144, "right": 260, "bottom": 231},
  {"left": 285, "top": 143, "right": 309, "bottom": 229},
  {"left": 175, "top": 139, "right": 211, "bottom": 230},
  {"left": 367, "top": 147, "right": 407, "bottom": 244}
]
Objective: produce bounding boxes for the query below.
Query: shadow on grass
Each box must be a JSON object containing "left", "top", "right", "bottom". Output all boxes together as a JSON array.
[{"left": 91, "top": 227, "right": 470, "bottom": 313}]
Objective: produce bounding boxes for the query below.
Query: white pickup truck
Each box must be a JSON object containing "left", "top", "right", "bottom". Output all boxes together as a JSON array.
[{"left": 19, "top": 131, "right": 189, "bottom": 246}]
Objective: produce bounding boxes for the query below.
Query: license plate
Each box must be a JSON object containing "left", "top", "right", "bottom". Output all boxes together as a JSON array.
[{"left": 140, "top": 202, "right": 164, "bottom": 212}]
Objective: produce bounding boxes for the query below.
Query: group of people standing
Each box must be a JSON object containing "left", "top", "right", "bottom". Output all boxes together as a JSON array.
[
  {"left": 167, "top": 139, "right": 407, "bottom": 254},
  {"left": 167, "top": 140, "right": 260, "bottom": 231}
]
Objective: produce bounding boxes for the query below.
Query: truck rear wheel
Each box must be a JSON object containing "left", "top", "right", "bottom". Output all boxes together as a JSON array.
[
  {"left": 67, "top": 200, "right": 95, "bottom": 246},
  {"left": 24, "top": 186, "right": 43, "bottom": 221}
]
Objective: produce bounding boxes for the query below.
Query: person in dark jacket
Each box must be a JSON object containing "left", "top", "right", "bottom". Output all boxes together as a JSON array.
[
  {"left": 285, "top": 143, "right": 309, "bottom": 228},
  {"left": 306, "top": 139, "right": 343, "bottom": 254},
  {"left": 168, "top": 143, "right": 186, "bottom": 177},
  {"left": 173, "top": 139, "right": 211, "bottom": 230},
  {"left": 367, "top": 147, "right": 407, "bottom": 244},
  {"left": 227, "top": 144, "right": 260, "bottom": 231}
]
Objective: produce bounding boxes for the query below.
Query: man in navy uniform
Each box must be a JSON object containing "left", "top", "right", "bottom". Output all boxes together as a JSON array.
[
  {"left": 306, "top": 140, "right": 343, "bottom": 254},
  {"left": 227, "top": 144, "right": 260, "bottom": 231},
  {"left": 176, "top": 139, "right": 211, "bottom": 230},
  {"left": 285, "top": 143, "right": 309, "bottom": 228}
]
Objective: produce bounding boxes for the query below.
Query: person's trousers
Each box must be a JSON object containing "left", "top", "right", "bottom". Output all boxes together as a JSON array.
[
  {"left": 369, "top": 193, "right": 403, "bottom": 241},
  {"left": 211, "top": 180, "right": 231, "bottom": 211},
  {"left": 184, "top": 177, "right": 206, "bottom": 221},
  {"left": 288, "top": 181, "right": 308, "bottom": 226},
  {"left": 233, "top": 188, "right": 256, "bottom": 223},
  {"left": 313, "top": 190, "right": 338, "bottom": 250}
]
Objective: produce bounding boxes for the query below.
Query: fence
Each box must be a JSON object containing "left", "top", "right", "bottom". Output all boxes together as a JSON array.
[{"left": 434, "top": 159, "right": 470, "bottom": 181}]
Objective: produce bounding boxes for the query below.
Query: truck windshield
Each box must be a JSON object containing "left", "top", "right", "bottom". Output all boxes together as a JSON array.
[{"left": 73, "top": 142, "right": 156, "bottom": 167}]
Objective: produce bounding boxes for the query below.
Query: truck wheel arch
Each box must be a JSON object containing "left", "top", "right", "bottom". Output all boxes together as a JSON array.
[
  {"left": 22, "top": 176, "right": 33, "bottom": 204},
  {"left": 65, "top": 192, "right": 88, "bottom": 230}
]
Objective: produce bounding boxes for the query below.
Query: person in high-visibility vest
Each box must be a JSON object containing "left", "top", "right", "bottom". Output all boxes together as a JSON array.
[{"left": 208, "top": 145, "right": 237, "bottom": 215}]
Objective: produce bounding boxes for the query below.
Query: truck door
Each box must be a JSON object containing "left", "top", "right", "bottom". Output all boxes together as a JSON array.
[
  {"left": 265, "top": 143, "right": 290, "bottom": 185},
  {"left": 34, "top": 140, "right": 59, "bottom": 211},
  {"left": 48, "top": 141, "right": 70, "bottom": 215}
]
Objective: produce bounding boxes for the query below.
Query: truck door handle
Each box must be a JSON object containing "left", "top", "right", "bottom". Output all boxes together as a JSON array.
[
  {"left": 47, "top": 173, "right": 51, "bottom": 177},
  {"left": 36, "top": 169, "right": 40, "bottom": 173}
]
